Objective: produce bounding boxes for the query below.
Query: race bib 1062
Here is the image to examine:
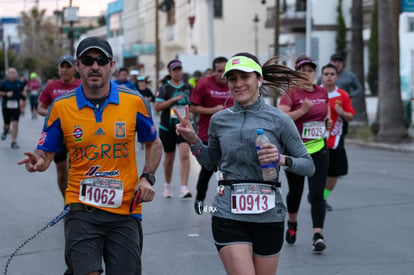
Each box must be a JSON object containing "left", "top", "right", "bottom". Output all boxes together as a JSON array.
[{"left": 79, "top": 178, "right": 124, "bottom": 208}]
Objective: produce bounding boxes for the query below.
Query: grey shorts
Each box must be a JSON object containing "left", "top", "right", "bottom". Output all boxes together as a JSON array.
[{"left": 64, "top": 208, "right": 143, "bottom": 275}]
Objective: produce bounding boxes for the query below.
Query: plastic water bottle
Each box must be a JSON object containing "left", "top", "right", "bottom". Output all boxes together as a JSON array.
[{"left": 256, "top": 128, "right": 278, "bottom": 181}]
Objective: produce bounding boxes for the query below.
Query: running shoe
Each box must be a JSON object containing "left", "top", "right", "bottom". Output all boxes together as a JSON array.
[
  {"left": 326, "top": 201, "right": 333, "bottom": 211},
  {"left": 285, "top": 221, "right": 297, "bottom": 244},
  {"left": 1, "top": 132, "right": 6, "bottom": 141},
  {"left": 11, "top": 142, "right": 20, "bottom": 149},
  {"left": 163, "top": 183, "right": 173, "bottom": 198},
  {"left": 312, "top": 233, "right": 326, "bottom": 252},
  {"left": 194, "top": 200, "right": 204, "bottom": 215},
  {"left": 180, "top": 186, "right": 192, "bottom": 198}
]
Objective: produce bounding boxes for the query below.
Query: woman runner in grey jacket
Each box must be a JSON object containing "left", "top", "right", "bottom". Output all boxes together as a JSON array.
[{"left": 175, "top": 52, "right": 315, "bottom": 275}]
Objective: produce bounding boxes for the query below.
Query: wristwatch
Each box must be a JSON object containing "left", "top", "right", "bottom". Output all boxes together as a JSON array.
[
  {"left": 284, "top": 156, "right": 293, "bottom": 168},
  {"left": 140, "top": 173, "right": 156, "bottom": 186}
]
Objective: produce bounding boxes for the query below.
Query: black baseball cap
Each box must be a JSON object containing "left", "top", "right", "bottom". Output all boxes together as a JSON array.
[
  {"left": 76, "top": 36, "right": 113, "bottom": 59},
  {"left": 57, "top": 55, "right": 75, "bottom": 66},
  {"left": 330, "top": 53, "right": 343, "bottom": 62}
]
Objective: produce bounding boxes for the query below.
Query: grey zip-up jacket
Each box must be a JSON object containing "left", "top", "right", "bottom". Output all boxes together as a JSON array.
[{"left": 190, "top": 96, "right": 315, "bottom": 223}]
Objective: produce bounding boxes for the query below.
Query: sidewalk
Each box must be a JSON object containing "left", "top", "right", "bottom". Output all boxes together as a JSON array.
[{"left": 346, "top": 126, "right": 414, "bottom": 153}]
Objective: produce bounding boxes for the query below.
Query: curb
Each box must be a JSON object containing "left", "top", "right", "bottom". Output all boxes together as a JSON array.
[{"left": 345, "top": 138, "right": 414, "bottom": 153}]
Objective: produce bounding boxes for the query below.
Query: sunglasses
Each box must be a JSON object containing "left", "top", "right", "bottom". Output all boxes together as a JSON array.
[{"left": 79, "top": 56, "right": 111, "bottom": 66}]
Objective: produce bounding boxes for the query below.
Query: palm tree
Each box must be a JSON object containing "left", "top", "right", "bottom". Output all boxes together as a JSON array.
[
  {"left": 350, "top": 0, "right": 367, "bottom": 125},
  {"left": 376, "top": 0, "right": 408, "bottom": 142}
]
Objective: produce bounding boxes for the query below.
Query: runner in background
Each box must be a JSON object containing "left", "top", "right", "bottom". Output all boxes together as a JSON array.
[
  {"left": 320, "top": 63, "right": 355, "bottom": 211},
  {"left": 0, "top": 67, "right": 25, "bottom": 149},
  {"left": 25, "top": 72, "right": 41, "bottom": 119},
  {"left": 155, "top": 60, "right": 193, "bottom": 199},
  {"left": 37, "top": 55, "right": 81, "bottom": 198},
  {"left": 279, "top": 54, "right": 332, "bottom": 253}
]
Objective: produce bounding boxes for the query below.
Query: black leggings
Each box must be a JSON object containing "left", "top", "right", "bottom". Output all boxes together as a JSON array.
[
  {"left": 285, "top": 144, "right": 329, "bottom": 229},
  {"left": 196, "top": 141, "right": 215, "bottom": 201}
]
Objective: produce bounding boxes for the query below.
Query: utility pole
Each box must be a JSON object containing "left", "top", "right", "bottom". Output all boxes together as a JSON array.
[
  {"left": 274, "top": 0, "right": 279, "bottom": 57},
  {"left": 207, "top": 0, "right": 215, "bottom": 63},
  {"left": 69, "top": 0, "right": 74, "bottom": 56},
  {"left": 253, "top": 14, "right": 259, "bottom": 57},
  {"left": 305, "top": 0, "right": 312, "bottom": 56},
  {"left": 155, "top": 0, "right": 160, "bottom": 92}
]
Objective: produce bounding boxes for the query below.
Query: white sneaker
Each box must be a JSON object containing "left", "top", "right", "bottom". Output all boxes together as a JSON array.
[
  {"left": 180, "top": 186, "right": 192, "bottom": 199},
  {"left": 163, "top": 183, "right": 173, "bottom": 198}
]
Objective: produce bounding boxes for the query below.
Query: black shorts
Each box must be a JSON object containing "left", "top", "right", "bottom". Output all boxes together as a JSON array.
[
  {"left": 159, "top": 126, "right": 187, "bottom": 153},
  {"left": 2, "top": 108, "right": 20, "bottom": 124},
  {"left": 54, "top": 145, "right": 68, "bottom": 163},
  {"left": 328, "top": 148, "right": 348, "bottom": 177},
  {"left": 212, "top": 216, "right": 284, "bottom": 257},
  {"left": 64, "top": 209, "right": 143, "bottom": 275}
]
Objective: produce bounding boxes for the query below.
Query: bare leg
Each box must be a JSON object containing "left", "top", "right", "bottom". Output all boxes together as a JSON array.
[
  {"left": 325, "top": 176, "right": 338, "bottom": 191},
  {"left": 11, "top": 121, "right": 18, "bottom": 143},
  {"left": 254, "top": 254, "right": 280, "bottom": 275},
  {"left": 178, "top": 142, "right": 190, "bottom": 186},
  {"left": 219, "top": 244, "right": 255, "bottom": 275},
  {"left": 163, "top": 151, "right": 175, "bottom": 183}
]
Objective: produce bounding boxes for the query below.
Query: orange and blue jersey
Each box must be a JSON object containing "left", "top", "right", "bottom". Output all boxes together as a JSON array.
[{"left": 37, "top": 81, "right": 157, "bottom": 217}]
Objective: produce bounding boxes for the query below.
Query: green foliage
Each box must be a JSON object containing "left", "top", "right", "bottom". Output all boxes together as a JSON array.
[
  {"left": 367, "top": 0, "right": 378, "bottom": 96},
  {"left": 335, "top": 0, "right": 347, "bottom": 61},
  {"left": 98, "top": 15, "right": 106, "bottom": 26}
]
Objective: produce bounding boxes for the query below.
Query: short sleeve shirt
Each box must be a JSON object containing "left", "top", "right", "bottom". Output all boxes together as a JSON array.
[
  {"left": 327, "top": 87, "right": 355, "bottom": 149},
  {"left": 279, "top": 85, "right": 329, "bottom": 143},
  {"left": 38, "top": 79, "right": 81, "bottom": 106},
  {"left": 156, "top": 80, "right": 192, "bottom": 130},
  {"left": 37, "top": 81, "right": 157, "bottom": 215},
  {"left": 0, "top": 79, "right": 25, "bottom": 109}
]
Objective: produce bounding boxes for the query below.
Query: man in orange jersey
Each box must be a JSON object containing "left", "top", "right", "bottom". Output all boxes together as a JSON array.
[{"left": 19, "top": 37, "right": 162, "bottom": 275}]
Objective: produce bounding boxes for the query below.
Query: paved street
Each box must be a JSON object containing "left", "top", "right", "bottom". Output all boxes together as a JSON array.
[{"left": 1, "top": 112, "right": 414, "bottom": 275}]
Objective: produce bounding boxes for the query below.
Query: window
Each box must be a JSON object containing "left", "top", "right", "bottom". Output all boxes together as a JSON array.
[
  {"left": 214, "top": 0, "right": 223, "bottom": 18},
  {"left": 408, "top": 17, "right": 414, "bottom": 32}
]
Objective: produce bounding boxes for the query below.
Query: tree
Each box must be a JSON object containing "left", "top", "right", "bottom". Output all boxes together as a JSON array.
[
  {"left": 18, "top": 7, "right": 61, "bottom": 76},
  {"left": 367, "top": 0, "right": 378, "bottom": 96},
  {"left": 350, "top": 0, "right": 367, "bottom": 125},
  {"left": 376, "top": 0, "right": 408, "bottom": 142},
  {"left": 335, "top": 0, "right": 347, "bottom": 61},
  {"left": 97, "top": 15, "right": 106, "bottom": 26}
]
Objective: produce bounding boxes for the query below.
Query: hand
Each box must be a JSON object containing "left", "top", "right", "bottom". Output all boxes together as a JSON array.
[
  {"left": 257, "top": 143, "right": 280, "bottom": 165},
  {"left": 6, "top": 91, "right": 13, "bottom": 97},
  {"left": 334, "top": 104, "right": 344, "bottom": 116},
  {"left": 212, "top": 105, "right": 225, "bottom": 114},
  {"left": 174, "top": 105, "right": 198, "bottom": 144},
  {"left": 325, "top": 116, "right": 333, "bottom": 131},
  {"left": 135, "top": 178, "right": 155, "bottom": 203},
  {"left": 301, "top": 98, "right": 313, "bottom": 113},
  {"left": 174, "top": 94, "right": 184, "bottom": 102},
  {"left": 18, "top": 152, "right": 46, "bottom": 172}
]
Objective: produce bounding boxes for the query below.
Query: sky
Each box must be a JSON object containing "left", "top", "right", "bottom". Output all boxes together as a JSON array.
[{"left": 0, "top": 0, "right": 113, "bottom": 18}]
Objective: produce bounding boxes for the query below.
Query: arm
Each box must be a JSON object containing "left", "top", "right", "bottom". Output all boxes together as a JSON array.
[
  {"left": 280, "top": 119, "right": 315, "bottom": 177},
  {"left": 135, "top": 137, "right": 163, "bottom": 203},
  {"left": 279, "top": 98, "right": 313, "bottom": 121},
  {"left": 189, "top": 104, "right": 224, "bottom": 115},
  {"left": 37, "top": 101, "right": 49, "bottom": 116},
  {"left": 335, "top": 104, "right": 354, "bottom": 122},
  {"left": 154, "top": 94, "right": 184, "bottom": 112},
  {"left": 349, "top": 73, "right": 363, "bottom": 98}
]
